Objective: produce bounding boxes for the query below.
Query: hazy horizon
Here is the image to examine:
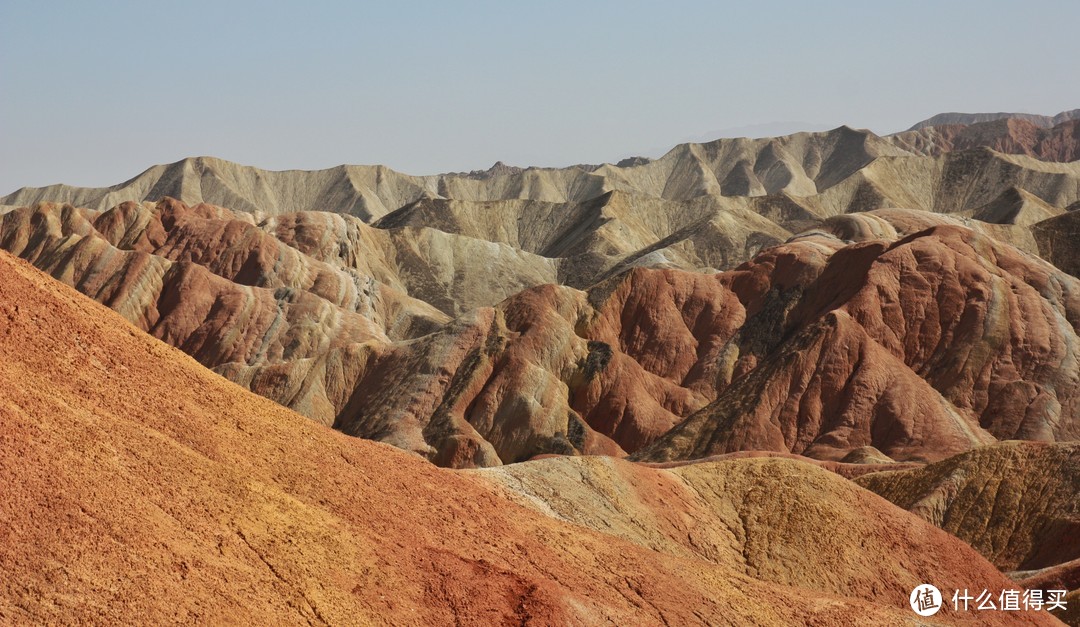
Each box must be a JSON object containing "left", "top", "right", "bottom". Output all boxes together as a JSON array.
[{"left": 3, "top": 0, "right": 1079, "bottom": 194}]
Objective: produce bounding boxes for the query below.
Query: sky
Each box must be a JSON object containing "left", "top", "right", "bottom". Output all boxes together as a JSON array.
[{"left": 2, "top": 0, "right": 1079, "bottom": 194}]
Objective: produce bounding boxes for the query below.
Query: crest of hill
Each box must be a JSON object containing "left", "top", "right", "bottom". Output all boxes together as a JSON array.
[
  {"left": 0, "top": 126, "right": 914, "bottom": 215},
  {"left": 6, "top": 124, "right": 1080, "bottom": 273},
  {"left": 6, "top": 109, "right": 1080, "bottom": 220},
  {"left": 0, "top": 249, "right": 1053, "bottom": 625}
]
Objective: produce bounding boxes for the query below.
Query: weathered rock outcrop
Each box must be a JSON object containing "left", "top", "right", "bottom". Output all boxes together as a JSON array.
[
  {"left": 1033, "top": 210, "right": 1080, "bottom": 278},
  {"left": 856, "top": 442, "right": 1080, "bottom": 572},
  {"left": 856, "top": 441, "right": 1080, "bottom": 624},
  {"left": 635, "top": 225, "right": 1080, "bottom": 463},
  {"left": 4, "top": 109, "right": 1080, "bottom": 470}
]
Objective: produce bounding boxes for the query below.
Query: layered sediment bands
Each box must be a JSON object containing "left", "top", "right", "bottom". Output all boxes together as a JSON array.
[
  {"left": 635, "top": 225, "right": 1080, "bottom": 463},
  {"left": 856, "top": 442, "right": 1080, "bottom": 572},
  {"left": 373, "top": 190, "right": 793, "bottom": 280},
  {"left": 6, "top": 127, "right": 1080, "bottom": 266},
  {"left": 7, "top": 122, "right": 1080, "bottom": 281},
  {"left": 3, "top": 194, "right": 1078, "bottom": 468},
  {"left": 3, "top": 112, "right": 1080, "bottom": 469},
  {"left": 363, "top": 221, "right": 1080, "bottom": 466},
  {"left": 265, "top": 211, "right": 561, "bottom": 316},
  {"left": 2, "top": 127, "right": 910, "bottom": 213},
  {"left": 569, "top": 269, "right": 745, "bottom": 448},
  {"left": 892, "top": 118, "right": 1080, "bottom": 162},
  {"left": 478, "top": 454, "right": 1054, "bottom": 623},
  {"left": 0, "top": 199, "right": 447, "bottom": 335},
  {"left": 631, "top": 310, "right": 994, "bottom": 463},
  {"left": 825, "top": 227, "right": 1080, "bottom": 442},
  {"left": 328, "top": 272, "right": 744, "bottom": 465},
  {"left": 6, "top": 249, "right": 1057, "bottom": 625}
]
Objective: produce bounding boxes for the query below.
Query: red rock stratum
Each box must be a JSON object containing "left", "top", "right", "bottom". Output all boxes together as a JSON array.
[{"left": 635, "top": 224, "right": 1080, "bottom": 463}]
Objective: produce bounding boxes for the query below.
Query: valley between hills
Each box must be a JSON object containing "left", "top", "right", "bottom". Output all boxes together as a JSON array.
[{"left": 1, "top": 111, "right": 1079, "bottom": 624}]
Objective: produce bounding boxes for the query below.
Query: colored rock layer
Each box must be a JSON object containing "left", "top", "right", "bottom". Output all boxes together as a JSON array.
[
  {"left": 857, "top": 441, "right": 1080, "bottom": 624},
  {"left": 3, "top": 196, "right": 1078, "bottom": 468},
  {"left": 634, "top": 224, "right": 1080, "bottom": 463},
  {"left": 2, "top": 111, "right": 1079, "bottom": 625}
]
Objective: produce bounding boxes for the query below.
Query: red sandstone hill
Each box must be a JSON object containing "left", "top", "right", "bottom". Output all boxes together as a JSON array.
[
  {"left": 1, "top": 249, "right": 1060, "bottom": 625},
  {"left": 632, "top": 222, "right": 1080, "bottom": 463}
]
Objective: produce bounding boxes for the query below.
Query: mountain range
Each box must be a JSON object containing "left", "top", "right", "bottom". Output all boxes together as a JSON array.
[{"left": 1, "top": 110, "right": 1078, "bottom": 624}]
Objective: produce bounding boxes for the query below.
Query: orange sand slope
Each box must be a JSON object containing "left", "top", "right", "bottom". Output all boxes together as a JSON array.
[{"left": 0, "top": 250, "right": 1057, "bottom": 625}]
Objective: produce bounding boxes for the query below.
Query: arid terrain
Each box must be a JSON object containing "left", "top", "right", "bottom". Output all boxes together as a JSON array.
[{"left": 1, "top": 110, "right": 1078, "bottom": 624}]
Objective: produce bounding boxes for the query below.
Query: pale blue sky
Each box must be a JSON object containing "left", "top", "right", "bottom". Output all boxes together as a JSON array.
[{"left": 2, "top": 0, "right": 1078, "bottom": 194}]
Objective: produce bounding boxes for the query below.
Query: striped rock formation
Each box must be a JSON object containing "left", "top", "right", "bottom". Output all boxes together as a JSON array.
[{"left": 2, "top": 196, "right": 1078, "bottom": 468}]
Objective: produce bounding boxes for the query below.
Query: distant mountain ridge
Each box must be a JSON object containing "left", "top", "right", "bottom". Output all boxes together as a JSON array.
[
  {"left": 907, "top": 108, "right": 1080, "bottom": 131},
  {"left": 6, "top": 122, "right": 1079, "bottom": 222},
  {"left": 0, "top": 126, "right": 907, "bottom": 217}
]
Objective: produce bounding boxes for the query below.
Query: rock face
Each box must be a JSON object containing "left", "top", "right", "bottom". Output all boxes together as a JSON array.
[
  {"left": 1033, "top": 210, "right": 1080, "bottom": 278},
  {"left": 856, "top": 442, "right": 1080, "bottom": 573},
  {"left": 2, "top": 112, "right": 1079, "bottom": 469},
  {"left": 856, "top": 441, "right": 1080, "bottom": 625},
  {"left": 2, "top": 249, "right": 1056, "bottom": 625},
  {"left": 634, "top": 223, "right": 1080, "bottom": 463}
]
